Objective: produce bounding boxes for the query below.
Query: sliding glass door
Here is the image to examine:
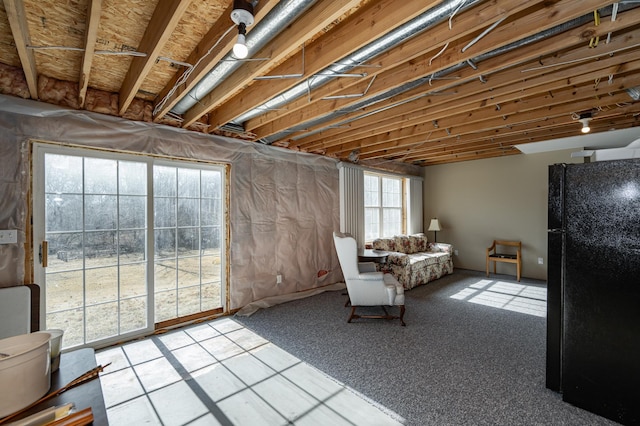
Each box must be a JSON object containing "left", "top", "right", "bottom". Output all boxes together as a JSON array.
[{"left": 32, "top": 143, "right": 226, "bottom": 349}]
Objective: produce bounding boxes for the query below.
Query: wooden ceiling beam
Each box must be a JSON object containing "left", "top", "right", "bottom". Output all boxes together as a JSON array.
[
  {"left": 411, "top": 115, "right": 640, "bottom": 164},
  {"left": 328, "top": 56, "right": 640, "bottom": 154},
  {"left": 273, "top": 1, "right": 623, "bottom": 145},
  {"left": 399, "top": 116, "right": 640, "bottom": 163},
  {"left": 118, "top": 0, "right": 192, "bottom": 116},
  {"left": 332, "top": 88, "right": 639, "bottom": 159},
  {"left": 300, "top": 45, "right": 640, "bottom": 153},
  {"left": 331, "top": 117, "right": 578, "bottom": 159},
  {"left": 244, "top": 0, "right": 543, "bottom": 133},
  {"left": 364, "top": 110, "right": 640, "bottom": 164},
  {"left": 3, "top": 0, "right": 37, "bottom": 98},
  {"left": 205, "top": 0, "right": 442, "bottom": 129},
  {"left": 362, "top": 102, "right": 640, "bottom": 163},
  {"left": 78, "top": 0, "right": 102, "bottom": 108},
  {"left": 181, "top": 0, "right": 363, "bottom": 128},
  {"left": 254, "top": 0, "right": 614, "bottom": 142},
  {"left": 417, "top": 149, "right": 520, "bottom": 166},
  {"left": 152, "top": 0, "right": 280, "bottom": 122},
  {"left": 296, "top": 15, "right": 640, "bottom": 151},
  {"left": 304, "top": 50, "right": 640, "bottom": 157}
]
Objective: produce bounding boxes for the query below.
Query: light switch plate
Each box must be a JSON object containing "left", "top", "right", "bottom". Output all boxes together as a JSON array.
[{"left": 0, "top": 230, "right": 18, "bottom": 244}]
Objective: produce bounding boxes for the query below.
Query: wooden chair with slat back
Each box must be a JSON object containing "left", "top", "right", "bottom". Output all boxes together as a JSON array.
[{"left": 486, "top": 240, "right": 522, "bottom": 281}]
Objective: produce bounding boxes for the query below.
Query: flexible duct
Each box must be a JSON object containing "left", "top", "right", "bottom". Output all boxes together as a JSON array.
[
  {"left": 232, "top": 0, "right": 482, "bottom": 126},
  {"left": 171, "top": 0, "right": 318, "bottom": 114}
]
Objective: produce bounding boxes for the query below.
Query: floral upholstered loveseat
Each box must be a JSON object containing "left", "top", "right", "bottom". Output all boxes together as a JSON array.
[{"left": 371, "top": 233, "right": 453, "bottom": 290}]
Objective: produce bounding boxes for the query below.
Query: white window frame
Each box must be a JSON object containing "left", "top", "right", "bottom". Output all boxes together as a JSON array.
[
  {"left": 32, "top": 141, "right": 228, "bottom": 349},
  {"left": 364, "top": 172, "right": 406, "bottom": 241}
]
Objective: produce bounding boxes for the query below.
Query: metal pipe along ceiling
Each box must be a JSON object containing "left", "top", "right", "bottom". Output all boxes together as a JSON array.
[
  {"left": 232, "top": 0, "right": 482, "bottom": 126},
  {"left": 171, "top": 0, "right": 318, "bottom": 115},
  {"left": 261, "top": 3, "right": 633, "bottom": 145}
]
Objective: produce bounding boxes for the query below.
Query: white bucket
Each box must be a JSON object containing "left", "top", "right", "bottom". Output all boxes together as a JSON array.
[
  {"left": 35, "top": 329, "right": 64, "bottom": 373},
  {"left": 0, "top": 333, "right": 51, "bottom": 418}
]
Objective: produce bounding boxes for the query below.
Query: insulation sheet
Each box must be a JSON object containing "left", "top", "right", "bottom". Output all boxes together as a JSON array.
[{"left": 0, "top": 95, "right": 342, "bottom": 310}]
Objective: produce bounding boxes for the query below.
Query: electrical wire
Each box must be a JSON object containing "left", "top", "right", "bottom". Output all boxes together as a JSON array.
[
  {"left": 521, "top": 42, "right": 640, "bottom": 72},
  {"left": 429, "top": 42, "right": 450, "bottom": 66},
  {"left": 153, "top": 24, "right": 236, "bottom": 117}
]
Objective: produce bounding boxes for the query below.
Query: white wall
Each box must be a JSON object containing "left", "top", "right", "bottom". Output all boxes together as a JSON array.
[{"left": 423, "top": 150, "right": 582, "bottom": 280}]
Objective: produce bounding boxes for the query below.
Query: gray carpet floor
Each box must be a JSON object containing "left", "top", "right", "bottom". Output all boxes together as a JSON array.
[{"left": 235, "top": 269, "right": 618, "bottom": 426}]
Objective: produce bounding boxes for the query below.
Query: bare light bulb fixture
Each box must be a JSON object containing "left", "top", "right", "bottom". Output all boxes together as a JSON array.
[
  {"left": 579, "top": 113, "right": 592, "bottom": 134},
  {"left": 231, "top": 0, "right": 254, "bottom": 59}
]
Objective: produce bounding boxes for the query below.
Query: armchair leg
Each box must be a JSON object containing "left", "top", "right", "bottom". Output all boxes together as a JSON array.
[
  {"left": 346, "top": 305, "right": 406, "bottom": 326},
  {"left": 399, "top": 305, "right": 406, "bottom": 327},
  {"left": 347, "top": 306, "right": 357, "bottom": 323}
]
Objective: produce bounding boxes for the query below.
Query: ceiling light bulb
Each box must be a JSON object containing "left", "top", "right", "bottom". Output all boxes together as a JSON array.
[
  {"left": 233, "top": 33, "right": 248, "bottom": 59},
  {"left": 579, "top": 118, "right": 591, "bottom": 133},
  {"left": 230, "top": 0, "right": 253, "bottom": 60}
]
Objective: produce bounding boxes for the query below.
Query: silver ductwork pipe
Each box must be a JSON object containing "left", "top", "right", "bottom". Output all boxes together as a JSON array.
[
  {"left": 171, "top": 0, "right": 318, "bottom": 115},
  {"left": 262, "top": 3, "right": 635, "bottom": 144},
  {"left": 233, "top": 0, "right": 482, "bottom": 125}
]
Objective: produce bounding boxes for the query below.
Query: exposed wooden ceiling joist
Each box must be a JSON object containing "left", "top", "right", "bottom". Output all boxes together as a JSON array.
[
  {"left": 78, "top": 0, "right": 102, "bottom": 108},
  {"left": 296, "top": 43, "right": 640, "bottom": 153},
  {"left": 244, "top": 0, "right": 539, "bottom": 134},
  {"left": 2, "top": 0, "right": 37, "bottom": 98},
  {"left": 255, "top": 0, "right": 615, "bottom": 143},
  {"left": 0, "top": 0, "right": 638, "bottom": 167},
  {"left": 118, "top": 0, "right": 192, "bottom": 115}
]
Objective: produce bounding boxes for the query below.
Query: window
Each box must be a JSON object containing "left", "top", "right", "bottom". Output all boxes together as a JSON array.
[{"left": 364, "top": 173, "right": 404, "bottom": 241}]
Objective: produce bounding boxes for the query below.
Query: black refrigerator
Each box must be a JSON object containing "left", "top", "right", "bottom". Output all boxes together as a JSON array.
[{"left": 546, "top": 159, "right": 640, "bottom": 425}]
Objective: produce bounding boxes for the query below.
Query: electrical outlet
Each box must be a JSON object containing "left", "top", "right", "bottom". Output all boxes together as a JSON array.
[
  {"left": 276, "top": 274, "right": 282, "bottom": 284},
  {"left": 454, "top": 249, "right": 459, "bottom": 256},
  {"left": 0, "top": 230, "right": 17, "bottom": 244},
  {"left": 538, "top": 257, "right": 544, "bottom": 265}
]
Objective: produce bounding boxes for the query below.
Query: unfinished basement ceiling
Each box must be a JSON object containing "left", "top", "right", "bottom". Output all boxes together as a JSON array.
[{"left": 1, "top": 0, "right": 639, "bottom": 166}]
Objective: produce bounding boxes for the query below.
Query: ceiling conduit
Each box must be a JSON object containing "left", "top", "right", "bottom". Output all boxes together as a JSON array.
[
  {"left": 260, "top": 3, "right": 635, "bottom": 145},
  {"left": 171, "top": 0, "right": 318, "bottom": 115},
  {"left": 232, "top": 0, "right": 482, "bottom": 127}
]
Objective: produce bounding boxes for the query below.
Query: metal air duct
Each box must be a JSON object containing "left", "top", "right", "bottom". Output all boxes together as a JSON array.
[
  {"left": 232, "top": 0, "right": 482, "bottom": 126},
  {"left": 171, "top": 0, "right": 317, "bottom": 115}
]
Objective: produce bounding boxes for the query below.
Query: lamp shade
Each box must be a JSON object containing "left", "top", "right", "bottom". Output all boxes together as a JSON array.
[{"left": 428, "top": 218, "right": 441, "bottom": 232}]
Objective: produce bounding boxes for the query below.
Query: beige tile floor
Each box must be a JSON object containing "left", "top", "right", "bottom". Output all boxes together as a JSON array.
[{"left": 96, "top": 317, "right": 405, "bottom": 425}]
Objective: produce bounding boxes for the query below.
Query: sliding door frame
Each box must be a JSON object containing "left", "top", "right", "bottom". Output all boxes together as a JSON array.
[{"left": 31, "top": 140, "right": 230, "bottom": 349}]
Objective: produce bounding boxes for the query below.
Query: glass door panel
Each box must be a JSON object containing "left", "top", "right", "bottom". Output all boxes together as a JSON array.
[
  {"left": 153, "top": 165, "right": 224, "bottom": 323},
  {"left": 36, "top": 148, "right": 151, "bottom": 348}
]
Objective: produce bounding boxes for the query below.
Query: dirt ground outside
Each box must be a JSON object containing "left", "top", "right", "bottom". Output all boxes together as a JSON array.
[{"left": 44, "top": 249, "right": 222, "bottom": 348}]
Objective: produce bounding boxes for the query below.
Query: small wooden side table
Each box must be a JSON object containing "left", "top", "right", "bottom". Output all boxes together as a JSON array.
[{"left": 358, "top": 249, "right": 389, "bottom": 264}]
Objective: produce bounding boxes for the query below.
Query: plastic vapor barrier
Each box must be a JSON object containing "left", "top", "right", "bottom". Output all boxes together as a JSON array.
[{"left": 0, "top": 95, "right": 342, "bottom": 311}]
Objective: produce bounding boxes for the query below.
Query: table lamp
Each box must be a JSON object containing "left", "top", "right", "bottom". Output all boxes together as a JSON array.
[{"left": 428, "top": 218, "right": 441, "bottom": 242}]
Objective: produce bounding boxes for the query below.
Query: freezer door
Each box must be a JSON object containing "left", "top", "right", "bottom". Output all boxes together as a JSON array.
[{"left": 562, "top": 159, "right": 640, "bottom": 425}]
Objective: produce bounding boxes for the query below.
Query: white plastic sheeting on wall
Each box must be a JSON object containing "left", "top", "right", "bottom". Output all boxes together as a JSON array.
[{"left": 0, "top": 95, "right": 342, "bottom": 311}]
